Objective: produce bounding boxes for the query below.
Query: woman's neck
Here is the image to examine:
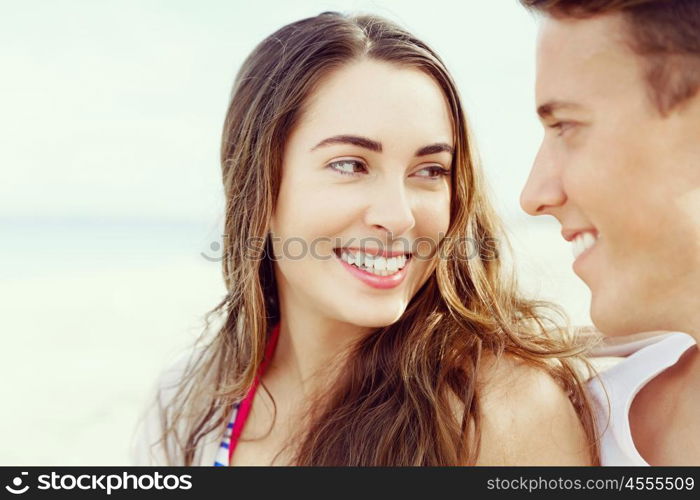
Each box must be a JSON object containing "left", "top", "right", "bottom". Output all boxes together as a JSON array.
[{"left": 267, "top": 310, "right": 372, "bottom": 401}]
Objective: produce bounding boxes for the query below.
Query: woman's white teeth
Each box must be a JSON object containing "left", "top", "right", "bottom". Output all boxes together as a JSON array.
[
  {"left": 340, "top": 250, "right": 407, "bottom": 276},
  {"left": 572, "top": 232, "right": 598, "bottom": 259}
]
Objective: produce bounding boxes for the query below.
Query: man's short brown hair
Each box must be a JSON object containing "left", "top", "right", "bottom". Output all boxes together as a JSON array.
[{"left": 520, "top": 0, "right": 700, "bottom": 115}]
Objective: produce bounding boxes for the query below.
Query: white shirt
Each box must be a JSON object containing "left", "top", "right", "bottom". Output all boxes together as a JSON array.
[{"left": 587, "top": 331, "right": 697, "bottom": 466}]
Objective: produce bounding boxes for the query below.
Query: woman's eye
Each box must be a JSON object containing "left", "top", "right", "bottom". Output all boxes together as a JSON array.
[
  {"left": 413, "top": 165, "right": 451, "bottom": 179},
  {"left": 328, "top": 159, "right": 366, "bottom": 176},
  {"left": 327, "top": 160, "right": 450, "bottom": 180}
]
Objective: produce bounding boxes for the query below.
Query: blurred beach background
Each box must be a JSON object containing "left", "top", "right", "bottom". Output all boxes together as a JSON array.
[{"left": 0, "top": 0, "right": 591, "bottom": 464}]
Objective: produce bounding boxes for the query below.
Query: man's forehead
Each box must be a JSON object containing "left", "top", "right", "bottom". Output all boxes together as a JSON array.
[{"left": 535, "top": 13, "right": 640, "bottom": 107}]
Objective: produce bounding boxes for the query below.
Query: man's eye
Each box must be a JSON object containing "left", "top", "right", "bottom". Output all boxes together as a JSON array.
[
  {"left": 550, "top": 121, "right": 575, "bottom": 136},
  {"left": 328, "top": 159, "right": 366, "bottom": 176}
]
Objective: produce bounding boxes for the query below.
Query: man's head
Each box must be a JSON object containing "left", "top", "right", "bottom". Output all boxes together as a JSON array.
[{"left": 519, "top": 0, "right": 700, "bottom": 336}]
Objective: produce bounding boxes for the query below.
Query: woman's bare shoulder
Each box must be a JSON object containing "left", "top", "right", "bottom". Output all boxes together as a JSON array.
[{"left": 474, "top": 351, "right": 592, "bottom": 465}]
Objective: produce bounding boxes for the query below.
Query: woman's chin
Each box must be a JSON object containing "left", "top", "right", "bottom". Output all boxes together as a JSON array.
[{"left": 335, "top": 303, "right": 407, "bottom": 329}]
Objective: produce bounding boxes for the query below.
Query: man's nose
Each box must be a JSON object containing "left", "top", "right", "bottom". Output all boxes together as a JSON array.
[{"left": 519, "top": 146, "right": 566, "bottom": 216}]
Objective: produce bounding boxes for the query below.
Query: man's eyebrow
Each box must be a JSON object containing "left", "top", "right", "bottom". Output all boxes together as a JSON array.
[
  {"left": 311, "top": 135, "right": 453, "bottom": 157},
  {"left": 536, "top": 101, "right": 582, "bottom": 120},
  {"left": 415, "top": 143, "right": 453, "bottom": 157},
  {"left": 311, "top": 135, "right": 382, "bottom": 152}
]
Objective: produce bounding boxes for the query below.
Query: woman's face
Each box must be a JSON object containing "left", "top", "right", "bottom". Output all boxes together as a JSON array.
[{"left": 270, "top": 58, "right": 453, "bottom": 329}]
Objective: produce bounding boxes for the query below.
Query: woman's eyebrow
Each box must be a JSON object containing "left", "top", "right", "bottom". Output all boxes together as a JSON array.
[
  {"left": 415, "top": 143, "right": 453, "bottom": 157},
  {"left": 311, "top": 135, "right": 382, "bottom": 152},
  {"left": 311, "top": 135, "right": 453, "bottom": 157}
]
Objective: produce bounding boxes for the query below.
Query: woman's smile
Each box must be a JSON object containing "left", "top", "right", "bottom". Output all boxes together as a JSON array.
[{"left": 333, "top": 247, "right": 412, "bottom": 289}]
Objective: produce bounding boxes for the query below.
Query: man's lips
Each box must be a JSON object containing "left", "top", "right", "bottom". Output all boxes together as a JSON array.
[{"left": 561, "top": 228, "right": 599, "bottom": 242}]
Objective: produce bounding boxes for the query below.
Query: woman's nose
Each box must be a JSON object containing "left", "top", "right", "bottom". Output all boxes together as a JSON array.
[{"left": 364, "top": 177, "right": 416, "bottom": 239}]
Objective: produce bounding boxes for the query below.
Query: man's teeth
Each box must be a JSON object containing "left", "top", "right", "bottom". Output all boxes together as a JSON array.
[
  {"left": 338, "top": 250, "right": 409, "bottom": 276},
  {"left": 572, "top": 232, "right": 598, "bottom": 259}
]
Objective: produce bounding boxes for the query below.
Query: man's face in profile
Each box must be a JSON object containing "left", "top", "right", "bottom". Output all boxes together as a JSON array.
[{"left": 520, "top": 13, "right": 700, "bottom": 336}]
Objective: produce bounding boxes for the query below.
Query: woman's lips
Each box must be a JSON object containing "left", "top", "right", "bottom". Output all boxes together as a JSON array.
[{"left": 334, "top": 251, "right": 410, "bottom": 289}]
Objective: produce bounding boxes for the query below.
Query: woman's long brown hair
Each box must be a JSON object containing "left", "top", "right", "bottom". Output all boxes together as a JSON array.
[{"left": 153, "top": 11, "right": 600, "bottom": 465}]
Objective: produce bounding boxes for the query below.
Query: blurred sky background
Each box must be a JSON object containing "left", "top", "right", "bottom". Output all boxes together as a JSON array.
[{"left": 0, "top": 0, "right": 591, "bottom": 464}]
